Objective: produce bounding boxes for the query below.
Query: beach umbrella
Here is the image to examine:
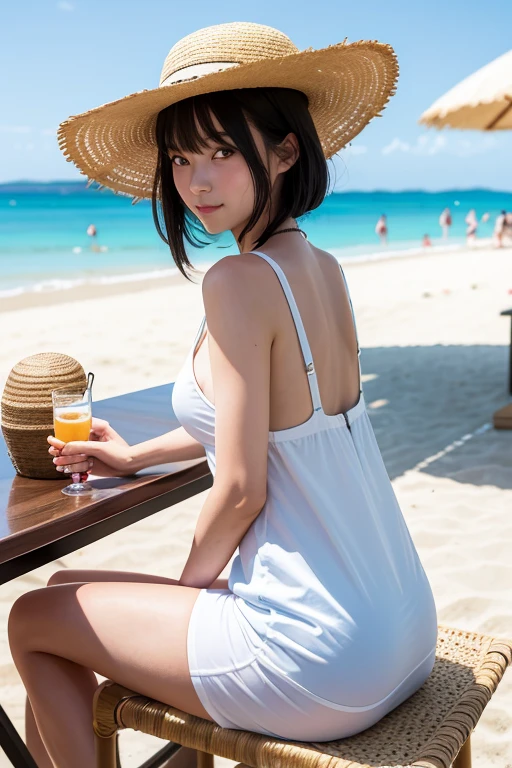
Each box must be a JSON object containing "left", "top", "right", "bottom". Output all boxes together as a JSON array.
[{"left": 419, "top": 49, "right": 512, "bottom": 130}]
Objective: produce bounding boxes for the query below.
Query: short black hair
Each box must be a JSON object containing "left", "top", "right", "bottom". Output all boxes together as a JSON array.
[{"left": 151, "top": 87, "right": 329, "bottom": 280}]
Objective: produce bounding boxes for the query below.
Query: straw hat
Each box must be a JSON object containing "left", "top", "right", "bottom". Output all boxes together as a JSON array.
[{"left": 58, "top": 22, "right": 399, "bottom": 200}]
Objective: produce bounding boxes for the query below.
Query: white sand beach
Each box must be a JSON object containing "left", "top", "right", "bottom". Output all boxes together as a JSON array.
[{"left": 0, "top": 243, "right": 511, "bottom": 766}]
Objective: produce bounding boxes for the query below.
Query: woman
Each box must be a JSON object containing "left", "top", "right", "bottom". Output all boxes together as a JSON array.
[
  {"left": 439, "top": 207, "right": 452, "bottom": 239},
  {"left": 465, "top": 209, "right": 478, "bottom": 242},
  {"left": 8, "top": 22, "right": 437, "bottom": 768},
  {"left": 375, "top": 214, "right": 388, "bottom": 245},
  {"left": 494, "top": 210, "right": 506, "bottom": 248}
]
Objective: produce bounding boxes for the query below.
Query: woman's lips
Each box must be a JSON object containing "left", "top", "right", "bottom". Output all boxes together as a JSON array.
[{"left": 196, "top": 204, "right": 223, "bottom": 214}]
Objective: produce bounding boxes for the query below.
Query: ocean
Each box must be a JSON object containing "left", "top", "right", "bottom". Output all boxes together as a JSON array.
[{"left": 1, "top": 182, "right": 510, "bottom": 299}]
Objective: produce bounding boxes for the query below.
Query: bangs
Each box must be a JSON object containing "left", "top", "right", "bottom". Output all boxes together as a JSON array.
[{"left": 159, "top": 94, "right": 248, "bottom": 155}]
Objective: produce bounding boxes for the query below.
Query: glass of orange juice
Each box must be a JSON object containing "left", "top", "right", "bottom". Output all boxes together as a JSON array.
[{"left": 52, "top": 386, "right": 93, "bottom": 496}]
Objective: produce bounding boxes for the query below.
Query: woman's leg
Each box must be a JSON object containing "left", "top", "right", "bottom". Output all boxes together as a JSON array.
[
  {"left": 26, "top": 570, "right": 227, "bottom": 766},
  {"left": 25, "top": 696, "right": 54, "bottom": 768},
  {"left": 46, "top": 568, "right": 229, "bottom": 590},
  {"left": 8, "top": 580, "right": 216, "bottom": 768},
  {"left": 25, "top": 693, "right": 201, "bottom": 768},
  {"left": 22, "top": 570, "right": 226, "bottom": 766}
]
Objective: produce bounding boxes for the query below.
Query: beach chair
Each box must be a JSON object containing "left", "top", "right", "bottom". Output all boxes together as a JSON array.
[
  {"left": 500, "top": 309, "right": 512, "bottom": 397},
  {"left": 492, "top": 308, "right": 512, "bottom": 429},
  {"left": 493, "top": 402, "right": 512, "bottom": 429},
  {"left": 93, "top": 625, "right": 512, "bottom": 768}
]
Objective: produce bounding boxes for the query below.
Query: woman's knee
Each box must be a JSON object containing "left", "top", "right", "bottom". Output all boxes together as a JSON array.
[
  {"left": 46, "top": 569, "right": 181, "bottom": 588},
  {"left": 46, "top": 570, "right": 229, "bottom": 589},
  {"left": 8, "top": 589, "right": 45, "bottom": 652},
  {"left": 46, "top": 569, "right": 71, "bottom": 587},
  {"left": 46, "top": 569, "right": 120, "bottom": 587}
]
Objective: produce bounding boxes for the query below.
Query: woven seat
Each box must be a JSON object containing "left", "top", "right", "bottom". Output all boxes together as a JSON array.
[{"left": 93, "top": 625, "right": 512, "bottom": 768}]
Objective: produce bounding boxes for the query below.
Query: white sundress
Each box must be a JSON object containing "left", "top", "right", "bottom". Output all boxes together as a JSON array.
[{"left": 171, "top": 250, "right": 437, "bottom": 742}]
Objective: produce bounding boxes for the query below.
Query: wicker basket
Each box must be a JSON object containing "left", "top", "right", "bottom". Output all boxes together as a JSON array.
[{"left": 1, "top": 352, "right": 87, "bottom": 479}]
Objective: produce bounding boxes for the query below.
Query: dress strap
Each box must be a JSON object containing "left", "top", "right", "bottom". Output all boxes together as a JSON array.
[
  {"left": 192, "top": 314, "right": 207, "bottom": 351},
  {"left": 338, "top": 262, "right": 363, "bottom": 391},
  {"left": 249, "top": 250, "right": 323, "bottom": 413}
]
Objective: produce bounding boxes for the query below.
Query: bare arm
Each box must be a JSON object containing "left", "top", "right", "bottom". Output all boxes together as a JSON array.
[
  {"left": 179, "top": 257, "right": 272, "bottom": 589},
  {"left": 48, "top": 419, "right": 206, "bottom": 477},
  {"left": 179, "top": 485, "right": 266, "bottom": 589},
  {"left": 128, "top": 426, "right": 206, "bottom": 472}
]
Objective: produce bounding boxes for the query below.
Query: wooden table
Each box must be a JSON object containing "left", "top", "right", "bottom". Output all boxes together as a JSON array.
[
  {"left": 501, "top": 309, "right": 512, "bottom": 395},
  {"left": 0, "top": 383, "right": 212, "bottom": 768}
]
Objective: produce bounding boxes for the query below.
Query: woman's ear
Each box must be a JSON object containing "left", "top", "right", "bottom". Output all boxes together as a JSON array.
[{"left": 275, "top": 132, "right": 300, "bottom": 173}]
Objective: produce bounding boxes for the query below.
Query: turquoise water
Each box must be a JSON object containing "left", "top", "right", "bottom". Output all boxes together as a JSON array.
[{"left": 1, "top": 182, "right": 510, "bottom": 298}]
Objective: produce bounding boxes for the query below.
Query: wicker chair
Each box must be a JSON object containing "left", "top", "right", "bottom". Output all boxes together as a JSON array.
[{"left": 93, "top": 625, "right": 512, "bottom": 768}]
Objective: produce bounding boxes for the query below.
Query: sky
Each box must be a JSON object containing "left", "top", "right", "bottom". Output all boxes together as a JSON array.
[{"left": 1, "top": 0, "right": 511, "bottom": 191}]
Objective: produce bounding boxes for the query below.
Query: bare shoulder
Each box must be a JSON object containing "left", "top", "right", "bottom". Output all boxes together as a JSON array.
[
  {"left": 202, "top": 252, "right": 271, "bottom": 290},
  {"left": 202, "top": 253, "right": 280, "bottom": 304},
  {"left": 310, "top": 244, "right": 341, "bottom": 271},
  {"left": 201, "top": 254, "right": 278, "bottom": 333}
]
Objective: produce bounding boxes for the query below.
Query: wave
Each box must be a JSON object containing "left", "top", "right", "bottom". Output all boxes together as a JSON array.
[
  {"left": 0, "top": 238, "right": 494, "bottom": 301},
  {"left": 331, "top": 241, "right": 465, "bottom": 264},
  {"left": 0, "top": 266, "right": 181, "bottom": 299}
]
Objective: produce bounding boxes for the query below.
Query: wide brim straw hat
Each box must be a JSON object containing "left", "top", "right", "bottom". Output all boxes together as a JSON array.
[{"left": 58, "top": 22, "right": 399, "bottom": 201}]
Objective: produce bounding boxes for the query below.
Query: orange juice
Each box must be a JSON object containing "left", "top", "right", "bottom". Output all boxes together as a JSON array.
[{"left": 54, "top": 411, "right": 92, "bottom": 443}]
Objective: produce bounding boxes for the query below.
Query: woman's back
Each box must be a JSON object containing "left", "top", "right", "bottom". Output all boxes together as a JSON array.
[
  {"left": 174, "top": 247, "right": 438, "bottom": 718},
  {"left": 192, "top": 243, "right": 361, "bottom": 431}
]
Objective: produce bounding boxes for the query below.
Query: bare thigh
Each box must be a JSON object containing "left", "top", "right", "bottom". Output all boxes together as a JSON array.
[
  {"left": 9, "top": 579, "right": 215, "bottom": 721},
  {"left": 47, "top": 568, "right": 228, "bottom": 591}
]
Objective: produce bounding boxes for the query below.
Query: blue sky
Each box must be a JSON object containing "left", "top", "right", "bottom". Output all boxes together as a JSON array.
[{"left": 1, "top": 0, "right": 510, "bottom": 191}]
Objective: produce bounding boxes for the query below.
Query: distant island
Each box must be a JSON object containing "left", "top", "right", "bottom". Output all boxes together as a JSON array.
[{"left": 1, "top": 180, "right": 510, "bottom": 196}]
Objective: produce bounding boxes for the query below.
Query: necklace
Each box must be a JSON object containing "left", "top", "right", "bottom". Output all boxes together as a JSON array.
[{"left": 268, "top": 227, "right": 308, "bottom": 240}]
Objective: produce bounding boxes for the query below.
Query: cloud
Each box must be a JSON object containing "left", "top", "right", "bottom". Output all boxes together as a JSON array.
[
  {"left": 57, "top": 1, "right": 74, "bottom": 10},
  {"left": 382, "top": 135, "right": 447, "bottom": 156},
  {"left": 0, "top": 125, "right": 31, "bottom": 134},
  {"left": 41, "top": 128, "right": 56, "bottom": 136},
  {"left": 382, "top": 133, "right": 499, "bottom": 158},
  {"left": 345, "top": 144, "right": 368, "bottom": 155},
  {"left": 382, "top": 138, "right": 410, "bottom": 155},
  {"left": 455, "top": 134, "right": 498, "bottom": 156},
  {"left": 418, "top": 135, "right": 448, "bottom": 155}
]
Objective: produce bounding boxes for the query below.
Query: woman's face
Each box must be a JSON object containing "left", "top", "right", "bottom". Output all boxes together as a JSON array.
[{"left": 170, "top": 114, "right": 273, "bottom": 237}]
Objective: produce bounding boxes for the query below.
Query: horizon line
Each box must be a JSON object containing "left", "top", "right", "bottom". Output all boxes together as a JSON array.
[{"left": 1, "top": 180, "right": 511, "bottom": 196}]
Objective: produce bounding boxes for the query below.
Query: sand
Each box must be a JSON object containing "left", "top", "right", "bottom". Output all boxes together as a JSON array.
[{"left": 0, "top": 242, "right": 511, "bottom": 766}]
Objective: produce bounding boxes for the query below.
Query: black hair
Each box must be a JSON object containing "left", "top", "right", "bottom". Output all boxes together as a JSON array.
[{"left": 151, "top": 87, "right": 329, "bottom": 280}]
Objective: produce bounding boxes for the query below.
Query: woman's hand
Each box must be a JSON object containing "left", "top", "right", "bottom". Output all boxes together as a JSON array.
[{"left": 47, "top": 417, "right": 135, "bottom": 478}]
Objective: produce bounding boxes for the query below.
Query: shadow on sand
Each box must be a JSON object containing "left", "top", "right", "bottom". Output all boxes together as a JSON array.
[{"left": 361, "top": 343, "right": 511, "bottom": 490}]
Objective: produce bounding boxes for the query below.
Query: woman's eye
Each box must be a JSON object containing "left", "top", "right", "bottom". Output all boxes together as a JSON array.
[
  {"left": 214, "top": 148, "right": 234, "bottom": 159},
  {"left": 170, "top": 155, "right": 188, "bottom": 166}
]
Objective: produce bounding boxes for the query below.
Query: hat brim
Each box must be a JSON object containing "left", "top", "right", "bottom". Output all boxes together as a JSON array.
[{"left": 58, "top": 40, "right": 398, "bottom": 200}]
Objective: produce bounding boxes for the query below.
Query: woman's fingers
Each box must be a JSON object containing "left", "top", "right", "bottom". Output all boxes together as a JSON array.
[
  {"left": 48, "top": 436, "right": 90, "bottom": 456},
  {"left": 47, "top": 435, "right": 94, "bottom": 472},
  {"left": 52, "top": 453, "right": 88, "bottom": 467},
  {"left": 47, "top": 436, "right": 105, "bottom": 473},
  {"left": 59, "top": 461, "right": 93, "bottom": 474},
  {"left": 47, "top": 436, "right": 65, "bottom": 449},
  {"left": 53, "top": 456, "right": 94, "bottom": 474},
  {"left": 60, "top": 440, "right": 93, "bottom": 456},
  {"left": 47, "top": 439, "right": 95, "bottom": 456},
  {"left": 91, "top": 417, "right": 109, "bottom": 430},
  {"left": 89, "top": 421, "right": 109, "bottom": 441}
]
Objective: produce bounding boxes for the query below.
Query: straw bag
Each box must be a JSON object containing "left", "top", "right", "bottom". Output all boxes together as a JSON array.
[{"left": 1, "top": 352, "right": 87, "bottom": 479}]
